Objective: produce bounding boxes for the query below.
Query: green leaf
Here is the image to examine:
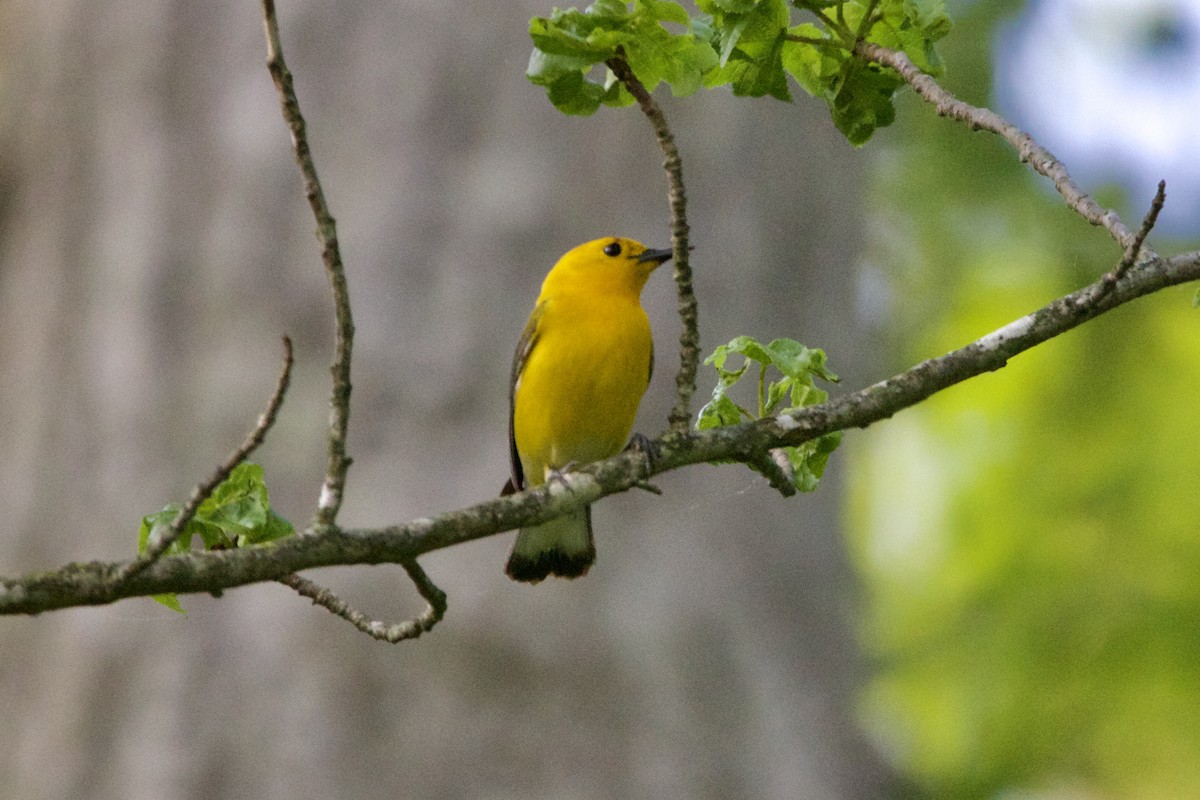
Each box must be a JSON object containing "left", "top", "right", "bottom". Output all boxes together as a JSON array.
[
  {"left": 715, "top": 0, "right": 787, "bottom": 53},
  {"left": 589, "top": 0, "right": 629, "bottom": 16},
  {"left": 624, "top": 13, "right": 719, "bottom": 95},
  {"left": 764, "top": 377, "right": 792, "bottom": 414},
  {"left": 904, "top": 0, "right": 952, "bottom": 39},
  {"left": 526, "top": 47, "right": 595, "bottom": 85},
  {"left": 785, "top": 430, "right": 842, "bottom": 492},
  {"left": 710, "top": 335, "right": 772, "bottom": 367},
  {"left": 250, "top": 509, "right": 297, "bottom": 547},
  {"left": 526, "top": 48, "right": 610, "bottom": 116},
  {"left": 698, "top": 0, "right": 763, "bottom": 14},
  {"left": 780, "top": 24, "right": 840, "bottom": 97},
  {"left": 137, "top": 507, "right": 196, "bottom": 557},
  {"left": 636, "top": 0, "right": 691, "bottom": 25},
  {"left": 697, "top": 393, "right": 746, "bottom": 429},
  {"left": 134, "top": 462, "right": 295, "bottom": 612},
  {"left": 529, "top": 12, "right": 622, "bottom": 60},
  {"left": 152, "top": 593, "right": 186, "bottom": 614},
  {"left": 731, "top": 0, "right": 790, "bottom": 41},
  {"left": 197, "top": 462, "right": 295, "bottom": 548},
  {"left": 830, "top": 61, "right": 902, "bottom": 145},
  {"left": 859, "top": 0, "right": 952, "bottom": 75},
  {"left": 764, "top": 338, "right": 840, "bottom": 382}
]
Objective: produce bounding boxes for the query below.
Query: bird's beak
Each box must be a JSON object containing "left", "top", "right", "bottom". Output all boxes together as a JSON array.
[{"left": 637, "top": 247, "right": 673, "bottom": 265}]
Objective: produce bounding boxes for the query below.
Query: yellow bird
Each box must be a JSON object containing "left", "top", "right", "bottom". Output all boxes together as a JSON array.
[{"left": 502, "top": 237, "right": 672, "bottom": 583}]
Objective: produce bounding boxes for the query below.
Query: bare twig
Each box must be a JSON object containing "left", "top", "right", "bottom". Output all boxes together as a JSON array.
[
  {"left": 261, "top": 0, "right": 355, "bottom": 528},
  {"left": 854, "top": 42, "right": 1138, "bottom": 251},
  {"left": 277, "top": 559, "right": 446, "bottom": 643},
  {"left": 400, "top": 558, "right": 449, "bottom": 627},
  {"left": 606, "top": 53, "right": 699, "bottom": 434},
  {"left": 116, "top": 336, "right": 295, "bottom": 582},
  {"left": 1092, "top": 180, "right": 1167, "bottom": 301},
  {"left": 9, "top": 248, "right": 1199, "bottom": 616}
]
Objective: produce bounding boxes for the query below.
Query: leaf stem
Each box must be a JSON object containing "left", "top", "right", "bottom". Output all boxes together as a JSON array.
[
  {"left": 781, "top": 33, "right": 845, "bottom": 51},
  {"left": 757, "top": 363, "right": 767, "bottom": 419},
  {"left": 811, "top": 5, "right": 854, "bottom": 41}
]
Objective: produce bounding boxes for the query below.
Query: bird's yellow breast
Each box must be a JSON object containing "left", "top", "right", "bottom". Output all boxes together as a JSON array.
[{"left": 512, "top": 290, "right": 652, "bottom": 485}]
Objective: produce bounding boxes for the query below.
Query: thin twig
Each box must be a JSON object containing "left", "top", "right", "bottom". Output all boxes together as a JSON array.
[
  {"left": 812, "top": 6, "right": 852, "bottom": 40},
  {"left": 781, "top": 32, "right": 844, "bottom": 51},
  {"left": 277, "top": 559, "right": 446, "bottom": 643},
  {"left": 854, "top": 0, "right": 881, "bottom": 41},
  {"left": 117, "top": 336, "right": 295, "bottom": 582},
  {"left": 262, "top": 0, "right": 355, "bottom": 528},
  {"left": 1092, "top": 180, "right": 1166, "bottom": 301},
  {"left": 855, "top": 42, "right": 1138, "bottom": 251},
  {"left": 400, "top": 558, "right": 449, "bottom": 626},
  {"left": 606, "top": 54, "right": 699, "bottom": 435}
]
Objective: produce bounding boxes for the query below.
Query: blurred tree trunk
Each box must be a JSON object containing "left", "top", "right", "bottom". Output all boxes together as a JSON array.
[{"left": 0, "top": 1, "right": 893, "bottom": 797}]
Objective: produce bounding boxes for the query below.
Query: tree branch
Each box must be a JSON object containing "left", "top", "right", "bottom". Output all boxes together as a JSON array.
[
  {"left": 6, "top": 248, "right": 1197, "bottom": 616},
  {"left": 262, "top": 0, "right": 354, "bottom": 527},
  {"left": 606, "top": 53, "right": 699, "bottom": 434},
  {"left": 277, "top": 559, "right": 446, "bottom": 643},
  {"left": 854, "top": 42, "right": 1140, "bottom": 252},
  {"left": 5, "top": 11, "right": 1193, "bottom": 627}
]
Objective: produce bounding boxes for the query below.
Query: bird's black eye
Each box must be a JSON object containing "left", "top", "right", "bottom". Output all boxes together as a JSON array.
[{"left": 603, "top": 241, "right": 622, "bottom": 257}]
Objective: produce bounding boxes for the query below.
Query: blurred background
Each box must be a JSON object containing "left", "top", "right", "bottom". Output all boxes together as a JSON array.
[{"left": 0, "top": 1, "right": 1197, "bottom": 798}]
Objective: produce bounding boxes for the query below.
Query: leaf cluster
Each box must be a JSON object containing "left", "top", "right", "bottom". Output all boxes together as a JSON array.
[
  {"left": 698, "top": 336, "right": 842, "bottom": 491},
  {"left": 527, "top": 0, "right": 952, "bottom": 143},
  {"left": 137, "top": 463, "right": 294, "bottom": 612}
]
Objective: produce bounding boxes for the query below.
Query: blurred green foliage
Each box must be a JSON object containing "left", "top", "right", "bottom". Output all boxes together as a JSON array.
[{"left": 849, "top": 2, "right": 1200, "bottom": 798}]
